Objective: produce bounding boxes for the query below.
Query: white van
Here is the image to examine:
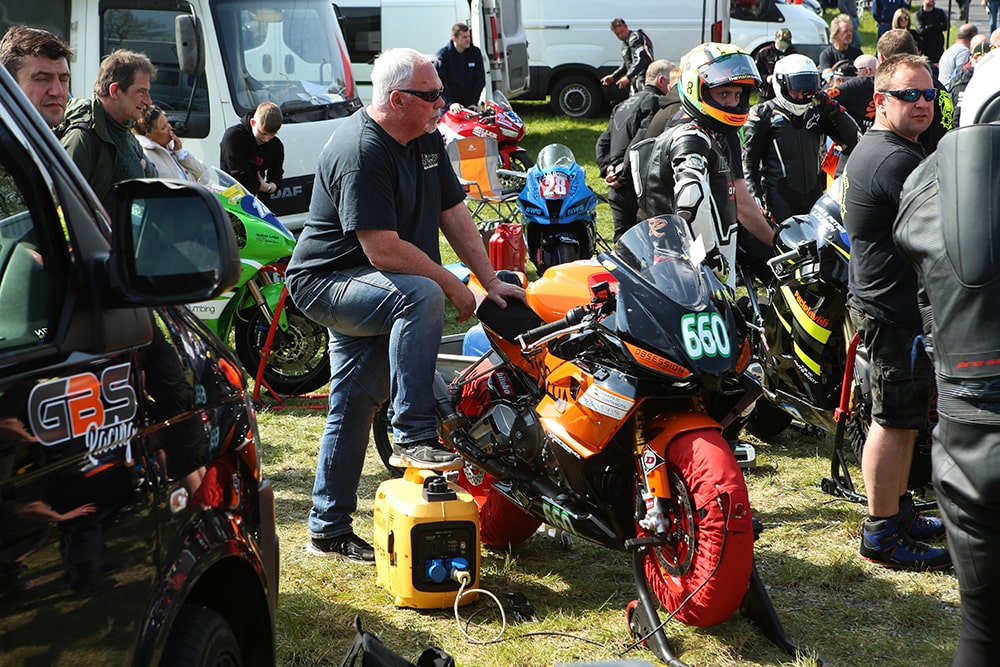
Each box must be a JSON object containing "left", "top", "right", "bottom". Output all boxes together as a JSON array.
[
  {"left": 334, "top": 0, "right": 529, "bottom": 104},
  {"left": 518, "top": 0, "right": 730, "bottom": 118},
  {"left": 516, "top": 0, "right": 828, "bottom": 118},
  {"left": 731, "top": 0, "right": 830, "bottom": 64},
  {"left": 3, "top": 1, "right": 362, "bottom": 231}
]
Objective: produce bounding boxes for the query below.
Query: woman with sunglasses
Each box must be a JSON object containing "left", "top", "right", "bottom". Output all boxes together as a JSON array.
[
  {"left": 133, "top": 104, "right": 208, "bottom": 183},
  {"left": 891, "top": 9, "right": 922, "bottom": 50}
]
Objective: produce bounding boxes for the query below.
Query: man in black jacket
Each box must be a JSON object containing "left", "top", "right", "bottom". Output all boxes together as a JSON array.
[
  {"left": 596, "top": 59, "right": 676, "bottom": 239},
  {"left": 219, "top": 101, "right": 284, "bottom": 199},
  {"left": 894, "top": 51, "right": 1000, "bottom": 665},
  {"left": 915, "top": 0, "right": 949, "bottom": 66},
  {"left": 434, "top": 22, "right": 485, "bottom": 112},
  {"left": 753, "top": 29, "right": 797, "bottom": 100}
]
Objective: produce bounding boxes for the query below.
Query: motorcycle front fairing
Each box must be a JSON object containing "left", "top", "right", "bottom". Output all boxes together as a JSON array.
[
  {"left": 600, "top": 217, "right": 749, "bottom": 392},
  {"left": 518, "top": 145, "right": 597, "bottom": 226}
]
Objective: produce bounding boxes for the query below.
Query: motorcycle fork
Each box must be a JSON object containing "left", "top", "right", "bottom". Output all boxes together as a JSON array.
[{"left": 244, "top": 279, "right": 272, "bottom": 324}]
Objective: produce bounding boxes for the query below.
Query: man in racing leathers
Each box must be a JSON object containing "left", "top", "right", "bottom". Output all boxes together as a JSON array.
[
  {"left": 743, "top": 55, "right": 861, "bottom": 225},
  {"left": 894, "top": 51, "right": 1000, "bottom": 663},
  {"left": 600, "top": 18, "right": 653, "bottom": 95},
  {"left": 636, "top": 42, "right": 775, "bottom": 289}
]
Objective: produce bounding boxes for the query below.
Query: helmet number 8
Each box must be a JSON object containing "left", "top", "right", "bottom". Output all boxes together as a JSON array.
[{"left": 680, "top": 312, "right": 731, "bottom": 359}]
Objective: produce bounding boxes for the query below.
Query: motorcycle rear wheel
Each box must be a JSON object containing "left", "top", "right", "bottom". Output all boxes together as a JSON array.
[
  {"left": 456, "top": 466, "right": 542, "bottom": 547},
  {"left": 234, "top": 304, "right": 330, "bottom": 396},
  {"left": 373, "top": 403, "right": 540, "bottom": 544},
  {"left": 640, "top": 429, "right": 754, "bottom": 627}
]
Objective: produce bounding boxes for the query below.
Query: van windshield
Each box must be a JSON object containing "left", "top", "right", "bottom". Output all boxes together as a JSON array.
[
  {"left": 101, "top": 0, "right": 358, "bottom": 136},
  {"left": 212, "top": 0, "right": 357, "bottom": 118}
]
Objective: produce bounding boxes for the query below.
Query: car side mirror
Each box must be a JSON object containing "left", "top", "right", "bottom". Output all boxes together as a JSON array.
[{"left": 108, "top": 179, "right": 240, "bottom": 306}]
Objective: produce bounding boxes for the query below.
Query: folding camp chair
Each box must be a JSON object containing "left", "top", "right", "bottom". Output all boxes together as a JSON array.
[{"left": 446, "top": 136, "right": 521, "bottom": 235}]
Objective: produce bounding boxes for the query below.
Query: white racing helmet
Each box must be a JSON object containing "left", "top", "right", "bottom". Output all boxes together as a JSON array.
[{"left": 773, "top": 54, "right": 821, "bottom": 116}]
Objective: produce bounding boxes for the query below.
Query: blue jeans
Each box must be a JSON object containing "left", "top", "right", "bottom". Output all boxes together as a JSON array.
[
  {"left": 293, "top": 266, "right": 445, "bottom": 538},
  {"left": 989, "top": 0, "right": 1000, "bottom": 34}
]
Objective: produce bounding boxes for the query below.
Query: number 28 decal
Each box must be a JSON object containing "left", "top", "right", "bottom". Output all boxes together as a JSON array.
[{"left": 680, "top": 312, "right": 731, "bottom": 359}]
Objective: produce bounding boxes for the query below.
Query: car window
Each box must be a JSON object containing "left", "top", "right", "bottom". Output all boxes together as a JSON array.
[{"left": 0, "top": 125, "right": 67, "bottom": 352}]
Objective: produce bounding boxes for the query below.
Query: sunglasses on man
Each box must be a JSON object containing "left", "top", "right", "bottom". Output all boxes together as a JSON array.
[
  {"left": 396, "top": 88, "right": 444, "bottom": 102},
  {"left": 880, "top": 88, "right": 938, "bottom": 103}
]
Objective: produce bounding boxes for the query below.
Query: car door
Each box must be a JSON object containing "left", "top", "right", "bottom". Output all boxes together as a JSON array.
[{"left": 0, "top": 90, "right": 164, "bottom": 664}]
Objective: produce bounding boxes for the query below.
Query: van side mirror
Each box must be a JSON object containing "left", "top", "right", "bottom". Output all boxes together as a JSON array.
[
  {"left": 108, "top": 179, "right": 240, "bottom": 306},
  {"left": 176, "top": 14, "right": 205, "bottom": 75}
]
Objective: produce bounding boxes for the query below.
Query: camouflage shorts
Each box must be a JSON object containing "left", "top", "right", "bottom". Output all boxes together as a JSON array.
[{"left": 849, "top": 304, "right": 934, "bottom": 430}]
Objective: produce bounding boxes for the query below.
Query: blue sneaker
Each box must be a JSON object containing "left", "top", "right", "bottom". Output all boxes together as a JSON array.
[
  {"left": 860, "top": 517, "right": 951, "bottom": 571},
  {"left": 898, "top": 493, "right": 946, "bottom": 541}
]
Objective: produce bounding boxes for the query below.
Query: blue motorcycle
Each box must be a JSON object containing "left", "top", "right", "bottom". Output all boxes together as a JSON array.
[{"left": 517, "top": 143, "right": 598, "bottom": 273}]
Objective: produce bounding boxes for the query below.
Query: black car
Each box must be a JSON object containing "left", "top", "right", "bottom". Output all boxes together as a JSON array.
[{"left": 0, "top": 66, "right": 278, "bottom": 666}]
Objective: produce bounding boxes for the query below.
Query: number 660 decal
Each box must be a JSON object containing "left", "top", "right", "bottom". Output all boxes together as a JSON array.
[{"left": 680, "top": 312, "right": 731, "bottom": 359}]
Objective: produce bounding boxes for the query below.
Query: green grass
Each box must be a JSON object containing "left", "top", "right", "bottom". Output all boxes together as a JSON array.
[{"left": 260, "top": 100, "right": 961, "bottom": 666}]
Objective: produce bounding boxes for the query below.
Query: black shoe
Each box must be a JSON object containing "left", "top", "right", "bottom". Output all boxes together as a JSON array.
[
  {"left": 307, "top": 533, "right": 375, "bottom": 564},
  {"left": 898, "top": 492, "right": 946, "bottom": 541},
  {"left": 859, "top": 517, "right": 951, "bottom": 571},
  {"left": 388, "top": 438, "right": 463, "bottom": 471}
]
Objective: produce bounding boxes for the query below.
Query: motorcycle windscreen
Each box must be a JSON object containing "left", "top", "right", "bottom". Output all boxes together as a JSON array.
[{"left": 607, "top": 216, "right": 745, "bottom": 381}]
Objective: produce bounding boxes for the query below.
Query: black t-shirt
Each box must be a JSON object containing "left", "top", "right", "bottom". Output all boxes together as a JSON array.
[
  {"left": 818, "top": 45, "right": 863, "bottom": 72},
  {"left": 286, "top": 108, "right": 466, "bottom": 291},
  {"left": 826, "top": 77, "right": 875, "bottom": 133},
  {"left": 843, "top": 129, "right": 926, "bottom": 327}
]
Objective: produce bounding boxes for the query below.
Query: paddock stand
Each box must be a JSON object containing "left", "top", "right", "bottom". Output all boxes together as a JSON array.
[
  {"left": 626, "top": 547, "right": 825, "bottom": 666},
  {"left": 249, "top": 284, "right": 328, "bottom": 411},
  {"left": 820, "top": 332, "right": 869, "bottom": 504},
  {"left": 819, "top": 333, "right": 935, "bottom": 512}
]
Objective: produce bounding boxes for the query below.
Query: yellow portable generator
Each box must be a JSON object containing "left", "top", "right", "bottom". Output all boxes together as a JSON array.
[{"left": 373, "top": 467, "right": 480, "bottom": 609}]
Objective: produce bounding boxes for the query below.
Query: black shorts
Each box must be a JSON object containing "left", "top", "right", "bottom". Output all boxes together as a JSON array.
[{"left": 849, "top": 303, "right": 933, "bottom": 430}]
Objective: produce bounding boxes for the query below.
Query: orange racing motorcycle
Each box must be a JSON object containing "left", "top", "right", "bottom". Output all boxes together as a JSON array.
[{"left": 432, "top": 217, "right": 811, "bottom": 664}]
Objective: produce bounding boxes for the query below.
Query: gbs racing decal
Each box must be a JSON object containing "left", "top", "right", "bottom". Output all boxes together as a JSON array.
[{"left": 28, "top": 362, "right": 138, "bottom": 466}]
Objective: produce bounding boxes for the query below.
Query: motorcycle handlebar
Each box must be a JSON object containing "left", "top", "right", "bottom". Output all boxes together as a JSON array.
[
  {"left": 516, "top": 306, "right": 588, "bottom": 347},
  {"left": 767, "top": 240, "right": 817, "bottom": 277}
]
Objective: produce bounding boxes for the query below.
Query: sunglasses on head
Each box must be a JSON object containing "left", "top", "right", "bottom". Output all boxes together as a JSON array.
[
  {"left": 880, "top": 88, "right": 937, "bottom": 102},
  {"left": 396, "top": 88, "right": 444, "bottom": 102}
]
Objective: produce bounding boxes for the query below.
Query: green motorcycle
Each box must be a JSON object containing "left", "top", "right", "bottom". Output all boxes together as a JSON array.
[{"left": 189, "top": 168, "right": 329, "bottom": 395}]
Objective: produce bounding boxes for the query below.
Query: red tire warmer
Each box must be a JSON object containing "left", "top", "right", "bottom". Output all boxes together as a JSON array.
[{"left": 641, "top": 428, "right": 754, "bottom": 627}]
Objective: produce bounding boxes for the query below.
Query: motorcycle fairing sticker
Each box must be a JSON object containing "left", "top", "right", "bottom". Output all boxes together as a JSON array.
[
  {"left": 27, "top": 361, "right": 139, "bottom": 466},
  {"left": 579, "top": 384, "right": 634, "bottom": 421},
  {"left": 641, "top": 447, "right": 666, "bottom": 475}
]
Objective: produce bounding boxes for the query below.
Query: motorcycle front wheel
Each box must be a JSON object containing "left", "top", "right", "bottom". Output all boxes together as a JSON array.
[
  {"left": 639, "top": 429, "right": 754, "bottom": 628},
  {"left": 501, "top": 149, "right": 533, "bottom": 191},
  {"left": 234, "top": 303, "right": 330, "bottom": 395}
]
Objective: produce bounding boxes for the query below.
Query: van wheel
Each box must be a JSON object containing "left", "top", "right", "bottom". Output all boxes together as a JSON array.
[
  {"left": 161, "top": 605, "right": 243, "bottom": 667},
  {"left": 550, "top": 75, "right": 603, "bottom": 118}
]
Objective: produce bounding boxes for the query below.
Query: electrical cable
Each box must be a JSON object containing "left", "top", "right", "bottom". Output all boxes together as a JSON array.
[
  {"left": 452, "top": 569, "right": 508, "bottom": 644},
  {"left": 448, "top": 490, "right": 735, "bottom": 657}
]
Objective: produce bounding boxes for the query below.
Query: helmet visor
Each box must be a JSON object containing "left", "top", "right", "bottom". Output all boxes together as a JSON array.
[
  {"left": 699, "top": 53, "right": 761, "bottom": 87},
  {"left": 783, "top": 70, "right": 821, "bottom": 92}
]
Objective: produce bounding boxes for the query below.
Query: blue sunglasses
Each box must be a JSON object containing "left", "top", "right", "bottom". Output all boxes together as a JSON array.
[{"left": 880, "top": 88, "right": 938, "bottom": 102}]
